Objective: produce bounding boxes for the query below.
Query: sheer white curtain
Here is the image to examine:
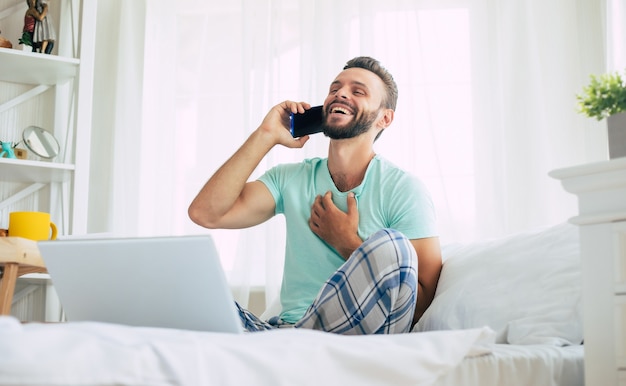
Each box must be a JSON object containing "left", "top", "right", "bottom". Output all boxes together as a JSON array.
[
  {"left": 470, "top": 0, "right": 607, "bottom": 237},
  {"left": 91, "top": 0, "right": 607, "bottom": 307}
]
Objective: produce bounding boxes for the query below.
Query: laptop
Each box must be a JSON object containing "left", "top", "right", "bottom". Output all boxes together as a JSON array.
[{"left": 38, "top": 235, "right": 244, "bottom": 333}]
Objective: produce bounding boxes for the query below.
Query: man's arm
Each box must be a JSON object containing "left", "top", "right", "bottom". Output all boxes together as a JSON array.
[
  {"left": 188, "top": 101, "right": 311, "bottom": 229},
  {"left": 411, "top": 237, "right": 442, "bottom": 325}
]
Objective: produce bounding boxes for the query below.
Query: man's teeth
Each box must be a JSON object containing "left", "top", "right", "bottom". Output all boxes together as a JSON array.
[{"left": 332, "top": 107, "right": 349, "bottom": 114}]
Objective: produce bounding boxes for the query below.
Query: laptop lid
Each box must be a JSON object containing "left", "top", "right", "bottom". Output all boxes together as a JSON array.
[{"left": 38, "top": 235, "right": 243, "bottom": 333}]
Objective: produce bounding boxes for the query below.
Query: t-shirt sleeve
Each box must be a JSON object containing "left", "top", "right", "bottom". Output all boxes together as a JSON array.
[
  {"left": 387, "top": 174, "right": 438, "bottom": 239},
  {"left": 257, "top": 163, "right": 299, "bottom": 215}
]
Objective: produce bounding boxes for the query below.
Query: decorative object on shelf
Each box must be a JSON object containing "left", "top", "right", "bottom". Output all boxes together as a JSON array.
[
  {"left": 22, "top": 126, "right": 60, "bottom": 159},
  {"left": 20, "top": 2, "right": 36, "bottom": 51},
  {"left": 21, "top": 0, "right": 56, "bottom": 54},
  {"left": 0, "top": 141, "right": 17, "bottom": 159},
  {"left": 0, "top": 30, "right": 12, "bottom": 48},
  {"left": 14, "top": 148, "right": 28, "bottom": 160},
  {"left": 8, "top": 211, "right": 57, "bottom": 241},
  {"left": 576, "top": 69, "right": 626, "bottom": 159}
]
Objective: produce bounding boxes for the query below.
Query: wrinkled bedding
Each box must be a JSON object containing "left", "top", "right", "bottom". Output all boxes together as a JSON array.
[{"left": 0, "top": 316, "right": 494, "bottom": 386}]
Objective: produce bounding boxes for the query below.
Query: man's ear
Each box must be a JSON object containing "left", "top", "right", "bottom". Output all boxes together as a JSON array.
[{"left": 378, "top": 108, "right": 394, "bottom": 129}]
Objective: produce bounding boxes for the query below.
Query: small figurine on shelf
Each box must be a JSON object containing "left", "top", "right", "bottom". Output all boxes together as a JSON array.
[
  {"left": 20, "top": 0, "right": 38, "bottom": 52},
  {"left": 0, "top": 141, "right": 17, "bottom": 159},
  {"left": 21, "top": 0, "right": 55, "bottom": 54}
]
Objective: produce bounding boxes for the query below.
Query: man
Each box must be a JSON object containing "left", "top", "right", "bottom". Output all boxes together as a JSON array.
[{"left": 188, "top": 57, "right": 442, "bottom": 334}]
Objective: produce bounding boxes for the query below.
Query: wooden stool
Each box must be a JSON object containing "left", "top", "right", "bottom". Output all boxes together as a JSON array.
[{"left": 0, "top": 237, "right": 47, "bottom": 315}]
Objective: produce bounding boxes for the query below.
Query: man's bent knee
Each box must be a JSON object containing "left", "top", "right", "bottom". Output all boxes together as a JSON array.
[{"left": 357, "top": 228, "right": 417, "bottom": 271}]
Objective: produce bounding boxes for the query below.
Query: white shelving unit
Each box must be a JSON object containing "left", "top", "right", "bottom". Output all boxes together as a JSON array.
[
  {"left": 0, "top": 0, "right": 97, "bottom": 322},
  {"left": 0, "top": 0, "right": 96, "bottom": 236}
]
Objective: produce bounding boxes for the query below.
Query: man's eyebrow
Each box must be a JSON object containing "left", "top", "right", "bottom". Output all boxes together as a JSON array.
[{"left": 330, "top": 80, "right": 370, "bottom": 89}]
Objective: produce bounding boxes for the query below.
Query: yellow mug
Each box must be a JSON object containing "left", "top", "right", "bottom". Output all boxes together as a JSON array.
[{"left": 9, "top": 211, "right": 57, "bottom": 241}]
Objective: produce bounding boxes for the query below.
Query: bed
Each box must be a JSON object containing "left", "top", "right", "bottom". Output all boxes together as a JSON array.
[{"left": 0, "top": 222, "right": 584, "bottom": 385}]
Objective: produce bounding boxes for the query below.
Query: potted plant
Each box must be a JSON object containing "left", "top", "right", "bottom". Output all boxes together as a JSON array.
[{"left": 576, "top": 69, "right": 626, "bottom": 159}]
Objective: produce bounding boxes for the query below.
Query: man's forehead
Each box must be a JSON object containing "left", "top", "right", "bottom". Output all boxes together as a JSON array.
[{"left": 332, "top": 67, "right": 383, "bottom": 88}]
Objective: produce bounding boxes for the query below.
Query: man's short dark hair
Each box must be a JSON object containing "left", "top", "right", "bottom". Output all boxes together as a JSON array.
[{"left": 344, "top": 57, "right": 398, "bottom": 111}]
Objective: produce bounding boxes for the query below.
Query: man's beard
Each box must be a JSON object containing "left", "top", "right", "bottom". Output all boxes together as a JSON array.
[{"left": 322, "top": 108, "right": 379, "bottom": 140}]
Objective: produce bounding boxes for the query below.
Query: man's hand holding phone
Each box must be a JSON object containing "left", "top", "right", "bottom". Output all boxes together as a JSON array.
[{"left": 258, "top": 101, "right": 312, "bottom": 149}]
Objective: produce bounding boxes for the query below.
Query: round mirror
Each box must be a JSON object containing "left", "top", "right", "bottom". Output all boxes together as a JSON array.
[{"left": 22, "top": 126, "right": 60, "bottom": 159}]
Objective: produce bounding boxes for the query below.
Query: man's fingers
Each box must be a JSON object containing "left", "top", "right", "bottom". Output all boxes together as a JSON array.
[
  {"left": 310, "top": 195, "right": 322, "bottom": 221},
  {"left": 281, "top": 100, "right": 310, "bottom": 114},
  {"left": 322, "top": 191, "right": 334, "bottom": 209},
  {"left": 313, "top": 194, "right": 324, "bottom": 210},
  {"left": 347, "top": 192, "right": 357, "bottom": 215}
]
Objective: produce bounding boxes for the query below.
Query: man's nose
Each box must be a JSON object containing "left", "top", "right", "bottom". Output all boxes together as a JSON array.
[{"left": 335, "top": 87, "right": 349, "bottom": 99}]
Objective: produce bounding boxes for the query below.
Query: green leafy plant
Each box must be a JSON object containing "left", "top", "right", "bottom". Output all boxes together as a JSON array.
[
  {"left": 18, "top": 31, "right": 32, "bottom": 47},
  {"left": 576, "top": 70, "right": 626, "bottom": 120}
]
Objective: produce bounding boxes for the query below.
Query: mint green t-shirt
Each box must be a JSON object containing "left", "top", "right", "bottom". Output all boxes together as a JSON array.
[{"left": 258, "top": 156, "right": 437, "bottom": 323}]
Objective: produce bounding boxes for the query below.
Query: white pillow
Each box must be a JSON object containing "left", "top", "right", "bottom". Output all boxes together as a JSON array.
[{"left": 413, "top": 223, "right": 582, "bottom": 345}]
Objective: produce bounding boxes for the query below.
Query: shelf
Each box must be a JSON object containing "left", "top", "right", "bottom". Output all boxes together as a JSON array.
[
  {"left": 0, "top": 157, "right": 74, "bottom": 182},
  {"left": 0, "top": 48, "right": 79, "bottom": 85}
]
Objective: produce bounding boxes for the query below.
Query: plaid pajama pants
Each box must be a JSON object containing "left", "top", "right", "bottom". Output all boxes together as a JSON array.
[{"left": 236, "top": 228, "right": 418, "bottom": 334}]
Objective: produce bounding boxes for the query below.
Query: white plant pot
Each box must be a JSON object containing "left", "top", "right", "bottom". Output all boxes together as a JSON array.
[{"left": 607, "top": 111, "right": 626, "bottom": 159}]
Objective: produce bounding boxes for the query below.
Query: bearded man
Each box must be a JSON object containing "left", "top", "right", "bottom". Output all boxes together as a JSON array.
[{"left": 189, "top": 57, "right": 442, "bottom": 334}]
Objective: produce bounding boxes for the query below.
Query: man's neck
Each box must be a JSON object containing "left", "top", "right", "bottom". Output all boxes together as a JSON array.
[{"left": 327, "top": 139, "right": 375, "bottom": 192}]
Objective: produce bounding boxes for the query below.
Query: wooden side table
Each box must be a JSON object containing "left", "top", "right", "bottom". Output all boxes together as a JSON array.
[{"left": 0, "top": 237, "right": 47, "bottom": 315}]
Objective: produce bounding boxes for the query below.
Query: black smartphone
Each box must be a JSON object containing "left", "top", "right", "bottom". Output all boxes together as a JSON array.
[{"left": 290, "top": 105, "right": 324, "bottom": 137}]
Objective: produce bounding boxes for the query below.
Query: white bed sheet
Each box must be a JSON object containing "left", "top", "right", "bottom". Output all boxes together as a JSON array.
[
  {"left": 0, "top": 316, "right": 495, "bottom": 386},
  {"left": 435, "top": 343, "right": 584, "bottom": 386}
]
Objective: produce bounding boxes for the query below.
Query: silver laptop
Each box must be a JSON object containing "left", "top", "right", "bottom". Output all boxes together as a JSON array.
[{"left": 38, "top": 235, "right": 244, "bottom": 333}]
